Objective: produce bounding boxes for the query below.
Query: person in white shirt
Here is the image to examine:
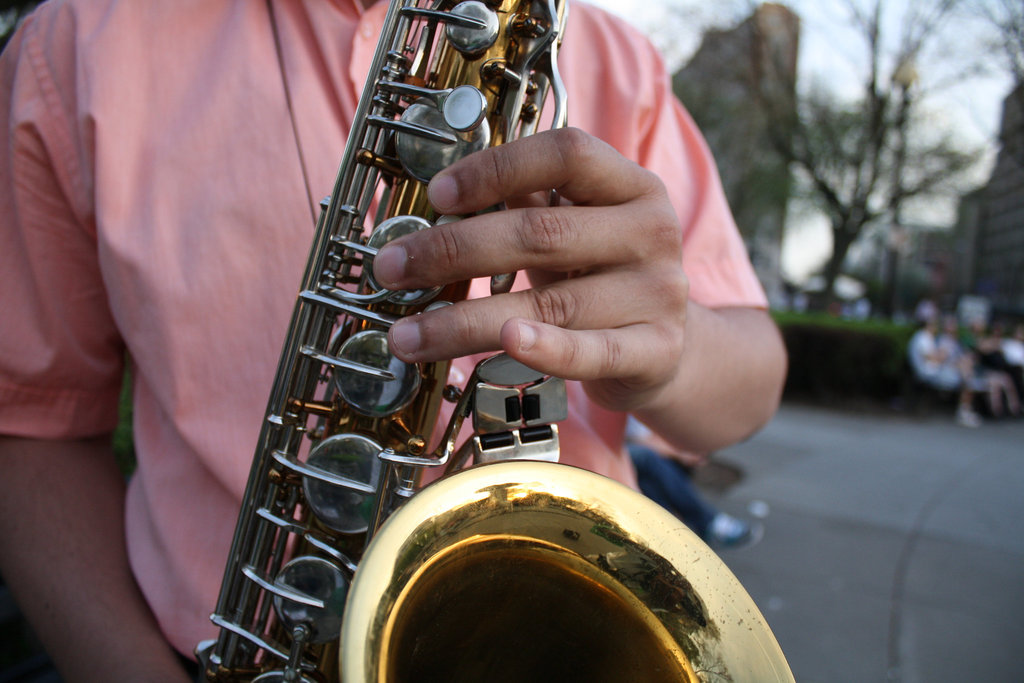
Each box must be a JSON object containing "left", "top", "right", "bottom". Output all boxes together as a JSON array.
[{"left": 907, "top": 316, "right": 982, "bottom": 427}]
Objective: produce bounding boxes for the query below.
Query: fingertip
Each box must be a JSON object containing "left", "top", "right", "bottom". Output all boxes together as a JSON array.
[
  {"left": 388, "top": 319, "right": 422, "bottom": 360},
  {"left": 427, "top": 173, "right": 459, "bottom": 212},
  {"left": 373, "top": 244, "right": 407, "bottom": 288},
  {"left": 516, "top": 319, "right": 538, "bottom": 353},
  {"left": 501, "top": 318, "right": 538, "bottom": 356}
]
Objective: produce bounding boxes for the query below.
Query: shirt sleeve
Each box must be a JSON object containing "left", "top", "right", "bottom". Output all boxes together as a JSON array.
[
  {"left": 0, "top": 6, "right": 124, "bottom": 439},
  {"left": 646, "top": 95, "right": 769, "bottom": 309},
  {"left": 629, "top": 33, "right": 767, "bottom": 309}
]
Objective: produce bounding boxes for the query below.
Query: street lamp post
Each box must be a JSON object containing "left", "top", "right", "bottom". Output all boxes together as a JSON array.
[{"left": 881, "top": 59, "right": 917, "bottom": 319}]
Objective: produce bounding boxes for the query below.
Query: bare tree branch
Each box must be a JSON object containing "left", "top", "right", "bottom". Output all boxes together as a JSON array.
[{"left": 752, "top": 0, "right": 979, "bottom": 305}]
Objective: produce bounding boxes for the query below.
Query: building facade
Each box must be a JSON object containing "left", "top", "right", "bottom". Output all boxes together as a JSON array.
[
  {"left": 958, "top": 82, "right": 1024, "bottom": 318},
  {"left": 672, "top": 4, "right": 801, "bottom": 307}
]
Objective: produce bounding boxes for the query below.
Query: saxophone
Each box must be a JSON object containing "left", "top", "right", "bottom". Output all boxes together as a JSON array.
[{"left": 198, "top": 1, "right": 793, "bottom": 681}]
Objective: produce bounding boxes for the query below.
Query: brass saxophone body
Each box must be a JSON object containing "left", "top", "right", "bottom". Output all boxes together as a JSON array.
[{"left": 199, "top": 1, "right": 793, "bottom": 681}]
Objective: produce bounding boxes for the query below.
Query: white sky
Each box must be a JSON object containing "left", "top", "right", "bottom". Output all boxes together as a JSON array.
[{"left": 586, "top": 0, "right": 1015, "bottom": 281}]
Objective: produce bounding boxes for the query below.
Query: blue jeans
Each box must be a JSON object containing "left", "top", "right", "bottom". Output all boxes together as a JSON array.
[{"left": 628, "top": 444, "right": 716, "bottom": 540}]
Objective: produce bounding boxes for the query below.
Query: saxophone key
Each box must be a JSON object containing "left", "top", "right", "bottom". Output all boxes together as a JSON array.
[
  {"left": 301, "top": 433, "right": 383, "bottom": 534},
  {"left": 330, "top": 330, "right": 421, "bottom": 417},
  {"left": 270, "top": 556, "right": 348, "bottom": 644}
]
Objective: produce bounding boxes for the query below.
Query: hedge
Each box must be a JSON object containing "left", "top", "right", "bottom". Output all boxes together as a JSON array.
[{"left": 772, "top": 312, "right": 915, "bottom": 405}]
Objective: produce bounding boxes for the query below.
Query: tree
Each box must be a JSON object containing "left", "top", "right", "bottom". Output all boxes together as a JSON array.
[
  {"left": 756, "top": 0, "right": 979, "bottom": 310},
  {"left": 968, "top": 0, "right": 1024, "bottom": 168},
  {"left": 1, "top": 1, "right": 40, "bottom": 52},
  {"left": 971, "top": 0, "right": 1024, "bottom": 86}
]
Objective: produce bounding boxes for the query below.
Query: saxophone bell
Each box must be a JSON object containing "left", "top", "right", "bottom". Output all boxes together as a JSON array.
[{"left": 341, "top": 460, "right": 792, "bottom": 683}]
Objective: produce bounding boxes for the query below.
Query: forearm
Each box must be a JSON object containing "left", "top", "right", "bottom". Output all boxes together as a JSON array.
[
  {"left": 0, "top": 435, "right": 190, "bottom": 683},
  {"left": 632, "top": 304, "right": 787, "bottom": 455}
]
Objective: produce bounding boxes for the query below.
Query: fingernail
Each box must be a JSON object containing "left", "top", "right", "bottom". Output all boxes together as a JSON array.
[
  {"left": 390, "top": 319, "right": 422, "bottom": 356},
  {"left": 374, "top": 244, "right": 406, "bottom": 286},
  {"left": 517, "top": 320, "right": 537, "bottom": 352},
  {"left": 428, "top": 173, "right": 458, "bottom": 211}
]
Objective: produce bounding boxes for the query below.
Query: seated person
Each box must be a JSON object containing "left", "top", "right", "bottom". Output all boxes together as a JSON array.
[
  {"left": 957, "top": 319, "right": 1020, "bottom": 418},
  {"left": 1000, "top": 322, "right": 1024, "bottom": 400},
  {"left": 626, "top": 418, "right": 761, "bottom": 548},
  {"left": 907, "top": 316, "right": 982, "bottom": 426}
]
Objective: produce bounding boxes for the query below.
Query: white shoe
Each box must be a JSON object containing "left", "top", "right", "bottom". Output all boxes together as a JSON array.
[
  {"left": 956, "top": 405, "right": 982, "bottom": 428},
  {"left": 708, "top": 513, "right": 763, "bottom": 549}
]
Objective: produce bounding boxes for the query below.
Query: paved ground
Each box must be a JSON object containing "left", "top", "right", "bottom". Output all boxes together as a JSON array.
[{"left": 705, "top": 403, "right": 1024, "bottom": 683}]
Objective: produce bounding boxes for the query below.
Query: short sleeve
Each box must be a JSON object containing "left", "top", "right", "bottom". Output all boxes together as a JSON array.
[
  {"left": 0, "top": 7, "right": 123, "bottom": 438},
  {"left": 631, "top": 38, "right": 767, "bottom": 309}
]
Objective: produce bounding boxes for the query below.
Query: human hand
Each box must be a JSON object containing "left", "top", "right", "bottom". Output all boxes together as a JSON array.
[{"left": 372, "top": 127, "right": 689, "bottom": 413}]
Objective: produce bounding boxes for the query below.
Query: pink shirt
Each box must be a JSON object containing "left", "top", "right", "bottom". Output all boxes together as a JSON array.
[{"left": 0, "top": 0, "right": 766, "bottom": 655}]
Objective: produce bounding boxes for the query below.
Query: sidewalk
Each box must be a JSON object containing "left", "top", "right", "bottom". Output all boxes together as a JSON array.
[{"left": 706, "top": 402, "right": 1024, "bottom": 683}]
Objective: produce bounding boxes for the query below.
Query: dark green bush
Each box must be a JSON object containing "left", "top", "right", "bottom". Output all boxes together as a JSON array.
[
  {"left": 773, "top": 312, "right": 914, "bottom": 404},
  {"left": 114, "top": 367, "right": 136, "bottom": 476}
]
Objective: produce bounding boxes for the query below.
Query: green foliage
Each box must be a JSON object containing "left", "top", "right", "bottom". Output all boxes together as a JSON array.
[
  {"left": 1, "top": 1, "right": 40, "bottom": 52},
  {"left": 113, "top": 368, "right": 136, "bottom": 476},
  {"left": 773, "top": 312, "right": 915, "bottom": 404}
]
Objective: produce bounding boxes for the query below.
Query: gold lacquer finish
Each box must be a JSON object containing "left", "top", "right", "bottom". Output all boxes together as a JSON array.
[{"left": 342, "top": 461, "right": 794, "bottom": 682}]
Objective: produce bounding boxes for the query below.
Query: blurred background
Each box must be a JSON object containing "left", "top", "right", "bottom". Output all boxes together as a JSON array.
[
  {"left": 588, "top": 3, "right": 1024, "bottom": 681},
  {"left": 593, "top": 0, "right": 1021, "bottom": 324},
  {"left": 3, "top": 0, "right": 1023, "bottom": 681},
  {"left": 584, "top": 0, "right": 1024, "bottom": 413}
]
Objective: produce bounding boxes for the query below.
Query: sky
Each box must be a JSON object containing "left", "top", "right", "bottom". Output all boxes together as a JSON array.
[{"left": 586, "top": 0, "right": 1016, "bottom": 281}]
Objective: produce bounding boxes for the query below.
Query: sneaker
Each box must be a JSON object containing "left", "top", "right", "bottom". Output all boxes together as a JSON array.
[
  {"left": 707, "top": 513, "right": 763, "bottom": 550},
  {"left": 956, "top": 405, "right": 982, "bottom": 428}
]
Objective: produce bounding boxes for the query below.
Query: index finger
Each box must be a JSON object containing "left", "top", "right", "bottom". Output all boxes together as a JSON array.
[{"left": 427, "top": 127, "right": 663, "bottom": 214}]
